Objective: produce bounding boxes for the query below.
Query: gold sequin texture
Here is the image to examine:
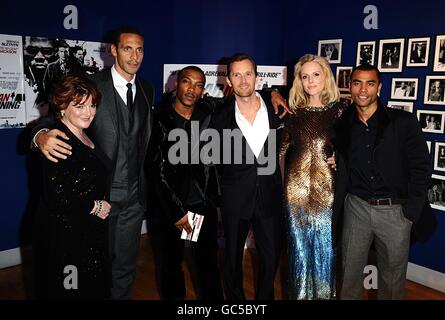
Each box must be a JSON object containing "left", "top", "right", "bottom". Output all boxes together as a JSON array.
[{"left": 281, "top": 103, "right": 346, "bottom": 299}]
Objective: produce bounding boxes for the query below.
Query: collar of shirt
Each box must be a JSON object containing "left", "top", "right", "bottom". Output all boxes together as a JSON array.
[
  {"left": 235, "top": 92, "right": 267, "bottom": 125},
  {"left": 235, "top": 92, "right": 270, "bottom": 158},
  {"left": 111, "top": 65, "right": 136, "bottom": 104},
  {"left": 353, "top": 104, "right": 380, "bottom": 130}
]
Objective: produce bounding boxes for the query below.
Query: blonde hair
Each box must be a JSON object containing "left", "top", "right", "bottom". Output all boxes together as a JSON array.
[{"left": 288, "top": 54, "right": 340, "bottom": 110}]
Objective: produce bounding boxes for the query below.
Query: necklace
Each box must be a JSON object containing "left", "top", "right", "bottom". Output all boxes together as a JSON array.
[
  {"left": 303, "top": 102, "right": 335, "bottom": 111},
  {"left": 304, "top": 105, "right": 327, "bottom": 112}
]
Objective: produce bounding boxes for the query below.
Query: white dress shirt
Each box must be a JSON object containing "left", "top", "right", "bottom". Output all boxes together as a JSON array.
[
  {"left": 235, "top": 92, "right": 270, "bottom": 158},
  {"left": 111, "top": 65, "right": 136, "bottom": 104}
]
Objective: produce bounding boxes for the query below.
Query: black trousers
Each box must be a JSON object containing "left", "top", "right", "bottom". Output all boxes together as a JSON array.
[
  {"left": 222, "top": 198, "right": 284, "bottom": 300},
  {"left": 150, "top": 203, "right": 223, "bottom": 300}
]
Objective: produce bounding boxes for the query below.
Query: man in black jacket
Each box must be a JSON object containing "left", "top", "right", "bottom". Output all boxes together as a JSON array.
[
  {"left": 334, "top": 64, "right": 436, "bottom": 299},
  {"left": 148, "top": 66, "right": 224, "bottom": 300},
  {"left": 212, "top": 54, "right": 284, "bottom": 300}
]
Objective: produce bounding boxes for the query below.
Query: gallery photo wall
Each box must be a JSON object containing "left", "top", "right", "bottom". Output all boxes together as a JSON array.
[{"left": 319, "top": 34, "right": 445, "bottom": 211}]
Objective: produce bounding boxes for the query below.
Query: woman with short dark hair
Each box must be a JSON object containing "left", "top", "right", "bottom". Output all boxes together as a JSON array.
[{"left": 33, "top": 75, "right": 111, "bottom": 299}]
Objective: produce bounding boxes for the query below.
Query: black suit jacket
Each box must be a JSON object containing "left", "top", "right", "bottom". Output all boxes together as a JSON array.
[
  {"left": 212, "top": 94, "right": 283, "bottom": 221},
  {"left": 333, "top": 101, "right": 437, "bottom": 243}
]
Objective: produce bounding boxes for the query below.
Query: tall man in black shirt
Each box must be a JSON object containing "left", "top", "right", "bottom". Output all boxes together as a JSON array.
[{"left": 334, "top": 64, "right": 436, "bottom": 299}]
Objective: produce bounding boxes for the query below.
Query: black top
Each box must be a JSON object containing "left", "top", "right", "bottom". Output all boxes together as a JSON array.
[
  {"left": 348, "top": 107, "right": 395, "bottom": 200},
  {"left": 33, "top": 120, "right": 111, "bottom": 299},
  {"left": 148, "top": 97, "right": 219, "bottom": 224},
  {"left": 171, "top": 105, "right": 208, "bottom": 206}
]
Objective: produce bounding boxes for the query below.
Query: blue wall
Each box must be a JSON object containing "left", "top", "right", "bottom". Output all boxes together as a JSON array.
[{"left": 0, "top": 0, "right": 444, "bottom": 273}]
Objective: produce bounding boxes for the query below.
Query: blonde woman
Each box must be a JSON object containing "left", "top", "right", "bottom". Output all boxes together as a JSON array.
[{"left": 281, "top": 54, "right": 348, "bottom": 299}]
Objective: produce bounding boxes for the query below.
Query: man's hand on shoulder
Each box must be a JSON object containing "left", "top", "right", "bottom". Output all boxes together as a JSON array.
[
  {"left": 271, "top": 89, "right": 292, "bottom": 119},
  {"left": 36, "top": 129, "right": 72, "bottom": 163}
]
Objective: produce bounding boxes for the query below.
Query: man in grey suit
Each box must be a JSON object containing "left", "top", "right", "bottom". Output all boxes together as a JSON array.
[{"left": 33, "top": 27, "right": 154, "bottom": 299}]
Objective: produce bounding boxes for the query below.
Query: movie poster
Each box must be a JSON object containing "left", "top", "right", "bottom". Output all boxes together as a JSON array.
[
  {"left": 163, "top": 64, "right": 287, "bottom": 97},
  {"left": 23, "top": 36, "right": 114, "bottom": 124},
  {"left": 0, "top": 34, "right": 25, "bottom": 129}
]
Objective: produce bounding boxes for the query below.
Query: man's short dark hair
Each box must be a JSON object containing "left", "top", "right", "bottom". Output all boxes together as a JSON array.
[
  {"left": 72, "top": 45, "right": 83, "bottom": 52},
  {"left": 351, "top": 64, "right": 381, "bottom": 83},
  {"left": 112, "top": 26, "right": 144, "bottom": 46},
  {"left": 55, "top": 39, "right": 70, "bottom": 49},
  {"left": 177, "top": 66, "right": 206, "bottom": 85},
  {"left": 226, "top": 53, "right": 258, "bottom": 77}
]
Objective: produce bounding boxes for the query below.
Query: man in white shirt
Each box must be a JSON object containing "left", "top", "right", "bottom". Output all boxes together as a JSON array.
[
  {"left": 212, "top": 53, "right": 284, "bottom": 300},
  {"left": 393, "top": 82, "right": 407, "bottom": 98}
]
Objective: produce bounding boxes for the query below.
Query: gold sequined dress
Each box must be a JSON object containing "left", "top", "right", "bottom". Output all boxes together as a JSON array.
[{"left": 280, "top": 102, "right": 345, "bottom": 299}]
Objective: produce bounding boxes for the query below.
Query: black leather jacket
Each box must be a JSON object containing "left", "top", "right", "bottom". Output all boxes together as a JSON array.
[{"left": 147, "top": 95, "right": 223, "bottom": 224}]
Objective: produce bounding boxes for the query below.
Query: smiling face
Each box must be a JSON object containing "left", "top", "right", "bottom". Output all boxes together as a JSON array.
[
  {"left": 111, "top": 33, "right": 144, "bottom": 81},
  {"left": 175, "top": 68, "right": 205, "bottom": 109},
  {"left": 62, "top": 95, "right": 97, "bottom": 130},
  {"left": 300, "top": 61, "right": 326, "bottom": 99},
  {"left": 227, "top": 59, "right": 258, "bottom": 98},
  {"left": 350, "top": 69, "right": 382, "bottom": 111}
]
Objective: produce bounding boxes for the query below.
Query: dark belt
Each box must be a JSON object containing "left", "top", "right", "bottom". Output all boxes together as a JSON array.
[{"left": 367, "top": 198, "right": 406, "bottom": 206}]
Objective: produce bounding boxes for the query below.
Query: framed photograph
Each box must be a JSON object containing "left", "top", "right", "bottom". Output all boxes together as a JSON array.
[
  {"left": 318, "top": 39, "right": 342, "bottom": 64},
  {"left": 387, "top": 101, "right": 414, "bottom": 113},
  {"left": 336, "top": 66, "right": 352, "bottom": 92},
  {"left": 424, "top": 75, "right": 445, "bottom": 105},
  {"left": 428, "top": 174, "right": 445, "bottom": 211},
  {"left": 406, "top": 37, "right": 430, "bottom": 67},
  {"left": 433, "top": 35, "right": 445, "bottom": 72},
  {"left": 356, "top": 41, "right": 376, "bottom": 66},
  {"left": 391, "top": 78, "right": 418, "bottom": 100},
  {"left": 417, "top": 110, "right": 445, "bottom": 133},
  {"left": 378, "top": 38, "right": 405, "bottom": 72},
  {"left": 426, "top": 141, "right": 432, "bottom": 154},
  {"left": 434, "top": 142, "right": 445, "bottom": 172}
]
